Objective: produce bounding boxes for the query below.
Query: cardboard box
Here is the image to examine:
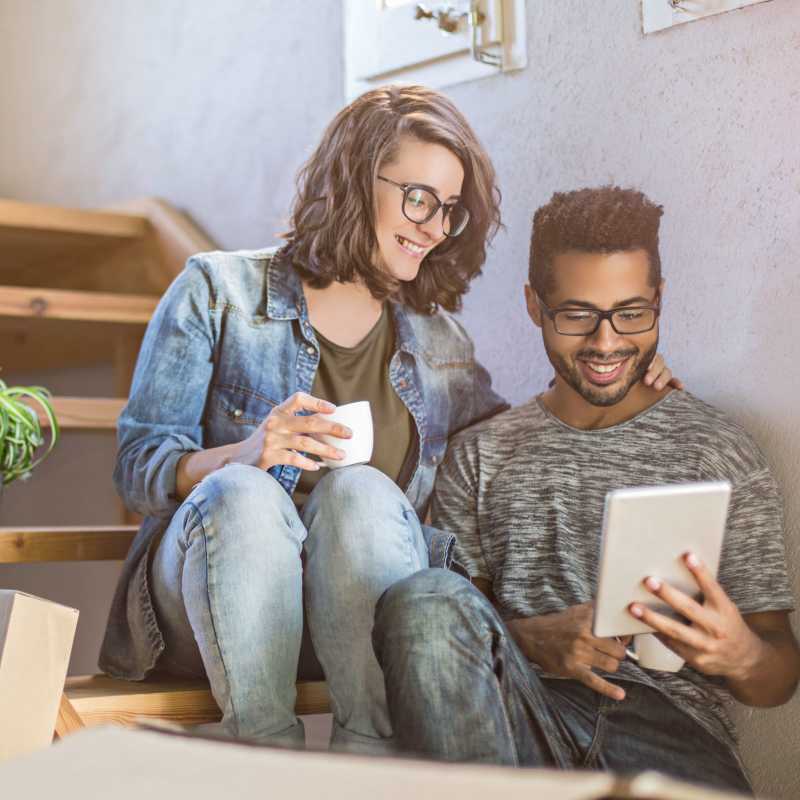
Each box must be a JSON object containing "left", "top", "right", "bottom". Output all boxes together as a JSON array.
[
  {"left": 0, "top": 590, "right": 78, "bottom": 761},
  {"left": 0, "top": 725, "right": 754, "bottom": 799}
]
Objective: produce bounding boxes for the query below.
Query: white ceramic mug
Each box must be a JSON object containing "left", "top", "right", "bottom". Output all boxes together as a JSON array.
[
  {"left": 633, "top": 633, "right": 685, "bottom": 672},
  {"left": 318, "top": 401, "right": 374, "bottom": 469}
]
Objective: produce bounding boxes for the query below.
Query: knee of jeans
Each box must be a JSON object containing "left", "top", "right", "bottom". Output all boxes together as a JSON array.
[
  {"left": 374, "top": 568, "right": 474, "bottom": 638},
  {"left": 190, "top": 463, "right": 301, "bottom": 544},
  {"left": 304, "top": 465, "right": 409, "bottom": 540},
  {"left": 312, "top": 464, "right": 402, "bottom": 510}
]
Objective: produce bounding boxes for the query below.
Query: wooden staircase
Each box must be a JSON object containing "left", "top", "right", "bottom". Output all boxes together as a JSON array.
[{"left": 0, "top": 197, "right": 331, "bottom": 735}]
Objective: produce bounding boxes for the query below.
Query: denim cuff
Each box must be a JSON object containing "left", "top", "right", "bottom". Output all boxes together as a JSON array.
[{"left": 420, "top": 524, "right": 458, "bottom": 571}]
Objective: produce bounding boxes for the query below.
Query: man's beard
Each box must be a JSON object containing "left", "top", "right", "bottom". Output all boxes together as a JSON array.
[{"left": 544, "top": 337, "right": 659, "bottom": 407}]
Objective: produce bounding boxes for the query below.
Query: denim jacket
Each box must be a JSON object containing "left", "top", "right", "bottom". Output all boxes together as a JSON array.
[{"left": 99, "top": 246, "right": 507, "bottom": 679}]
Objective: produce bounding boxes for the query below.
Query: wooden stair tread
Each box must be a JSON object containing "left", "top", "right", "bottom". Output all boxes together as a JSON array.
[
  {"left": 64, "top": 675, "right": 331, "bottom": 726},
  {"left": 0, "top": 526, "right": 138, "bottom": 563},
  {"left": 23, "top": 396, "right": 126, "bottom": 430},
  {"left": 0, "top": 285, "right": 159, "bottom": 324},
  {"left": 0, "top": 198, "right": 149, "bottom": 239}
]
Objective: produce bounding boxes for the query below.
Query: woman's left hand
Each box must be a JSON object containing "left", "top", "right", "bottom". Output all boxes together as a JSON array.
[{"left": 645, "top": 353, "right": 684, "bottom": 391}]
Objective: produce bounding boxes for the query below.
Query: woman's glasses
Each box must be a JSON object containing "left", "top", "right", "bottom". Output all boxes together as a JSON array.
[{"left": 378, "top": 176, "right": 470, "bottom": 237}]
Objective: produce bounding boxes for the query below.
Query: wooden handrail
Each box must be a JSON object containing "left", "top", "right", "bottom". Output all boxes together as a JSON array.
[
  {"left": 0, "top": 526, "right": 138, "bottom": 563},
  {"left": 0, "top": 285, "right": 158, "bottom": 324}
]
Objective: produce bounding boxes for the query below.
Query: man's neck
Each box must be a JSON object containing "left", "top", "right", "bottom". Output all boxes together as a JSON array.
[{"left": 541, "top": 378, "right": 671, "bottom": 430}]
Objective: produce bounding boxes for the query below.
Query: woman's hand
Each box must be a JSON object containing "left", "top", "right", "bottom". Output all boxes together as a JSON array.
[
  {"left": 231, "top": 392, "right": 352, "bottom": 472},
  {"left": 644, "top": 353, "right": 684, "bottom": 391}
]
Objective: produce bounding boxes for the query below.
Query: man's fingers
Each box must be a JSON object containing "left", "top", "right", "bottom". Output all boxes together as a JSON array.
[
  {"left": 592, "top": 636, "right": 627, "bottom": 661},
  {"left": 642, "top": 576, "right": 707, "bottom": 627},
  {"left": 577, "top": 667, "right": 625, "bottom": 701},
  {"left": 683, "top": 552, "right": 728, "bottom": 607},
  {"left": 590, "top": 651, "right": 622, "bottom": 674},
  {"left": 629, "top": 604, "right": 708, "bottom": 650}
]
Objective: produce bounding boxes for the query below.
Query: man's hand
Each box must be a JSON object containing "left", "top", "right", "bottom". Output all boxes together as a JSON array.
[
  {"left": 630, "top": 552, "right": 759, "bottom": 679},
  {"left": 630, "top": 552, "right": 800, "bottom": 705},
  {"left": 507, "top": 603, "right": 628, "bottom": 701}
]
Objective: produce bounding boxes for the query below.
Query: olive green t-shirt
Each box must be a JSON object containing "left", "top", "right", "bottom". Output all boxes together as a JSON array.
[{"left": 294, "top": 305, "right": 415, "bottom": 508}]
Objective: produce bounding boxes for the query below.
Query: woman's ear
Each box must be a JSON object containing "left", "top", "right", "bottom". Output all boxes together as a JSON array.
[{"left": 525, "top": 284, "right": 543, "bottom": 329}]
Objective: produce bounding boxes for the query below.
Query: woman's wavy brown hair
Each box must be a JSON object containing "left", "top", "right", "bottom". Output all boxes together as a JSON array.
[{"left": 283, "top": 85, "right": 501, "bottom": 314}]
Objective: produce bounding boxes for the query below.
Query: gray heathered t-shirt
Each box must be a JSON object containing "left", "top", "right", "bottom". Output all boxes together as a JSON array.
[{"left": 430, "top": 390, "right": 795, "bottom": 747}]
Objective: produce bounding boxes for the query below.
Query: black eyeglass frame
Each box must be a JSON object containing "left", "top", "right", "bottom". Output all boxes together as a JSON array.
[
  {"left": 377, "top": 175, "right": 470, "bottom": 238},
  {"left": 538, "top": 292, "right": 662, "bottom": 337}
]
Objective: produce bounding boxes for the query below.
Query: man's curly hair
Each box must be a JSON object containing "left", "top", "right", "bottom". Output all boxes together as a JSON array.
[{"left": 529, "top": 186, "right": 664, "bottom": 300}]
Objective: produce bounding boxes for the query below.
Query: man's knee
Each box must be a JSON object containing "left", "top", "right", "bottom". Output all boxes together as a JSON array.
[{"left": 373, "top": 568, "right": 487, "bottom": 652}]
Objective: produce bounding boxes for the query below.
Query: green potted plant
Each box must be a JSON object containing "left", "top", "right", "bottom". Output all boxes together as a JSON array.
[{"left": 0, "top": 377, "right": 59, "bottom": 493}]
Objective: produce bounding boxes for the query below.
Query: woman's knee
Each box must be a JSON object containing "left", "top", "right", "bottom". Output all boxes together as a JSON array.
[
  {"left": 310, "top": 465, "right": 403, "bottom": 512},
  {"left": 185, "top": 463, "right": 303, "bottom": 546},
  {"left": 303, "top": 465, "right": 425, "bottom": 567}
]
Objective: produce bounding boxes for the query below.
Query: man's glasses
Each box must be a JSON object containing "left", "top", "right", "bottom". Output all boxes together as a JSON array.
[
  {"left": 377, "top": 176, "right": 470, "bottom": 237},
  {"left": 538, "top": 294, "right": 661, "bottom": 336}
]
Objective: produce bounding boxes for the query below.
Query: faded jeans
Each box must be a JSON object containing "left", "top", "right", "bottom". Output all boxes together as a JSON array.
[
  {"left": 373, "top": 569, "right": 752, "bottom": 796},
  {"left": 149, "top": 463, "right": 429, "bottom": 754}
]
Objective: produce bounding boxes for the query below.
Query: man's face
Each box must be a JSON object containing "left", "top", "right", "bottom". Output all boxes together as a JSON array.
[{"left": 527, "top": 249, "right": 662, "bottom": 407}]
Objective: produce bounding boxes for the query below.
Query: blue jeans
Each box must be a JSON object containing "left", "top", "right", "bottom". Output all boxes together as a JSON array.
[
  {"left": 149, "top": 463, "right": 429, "bottom": 754},
  {"left": 373, "top": 569, "right": 752, "bottom": 795}
]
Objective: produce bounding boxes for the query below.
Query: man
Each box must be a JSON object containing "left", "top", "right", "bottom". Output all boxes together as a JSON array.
[{"left": 372, "top": 187, "right": 799, "bottom": 793}]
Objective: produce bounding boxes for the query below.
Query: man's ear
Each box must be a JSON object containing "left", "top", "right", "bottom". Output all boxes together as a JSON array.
[{"left": 525, "top": 284, "right": 543, "bottom": 329}]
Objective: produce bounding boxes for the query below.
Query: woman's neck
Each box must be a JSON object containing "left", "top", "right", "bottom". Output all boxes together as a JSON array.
[{"left": 303, "top": 279, "right": 385, "bottom": 348}]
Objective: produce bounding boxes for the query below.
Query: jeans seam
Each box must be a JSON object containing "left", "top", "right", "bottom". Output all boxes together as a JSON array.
[
  {"left": 402, "top": 507, "right": 426, "bottom": 571},
  {"left": 186, "top": 501, "right": 239, "bottom": 732},
  {"left": 581, "top": 709, "right": 606, "bottom": 767}
]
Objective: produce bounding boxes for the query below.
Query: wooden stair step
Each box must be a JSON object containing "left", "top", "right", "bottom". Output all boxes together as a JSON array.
[
  {"left": 0, "top": 526, "right": 137, "bottom": 563},
  {"left": 0, "top": 198, "right": 149, "bottom": 240},
  {"left": 64, "top": 675, "right": 330, "bottom": 727},
  {"left": 0, "top": 285, "right": 158, "bottom": 324},
  {"left": 23, "top": 396, "right": 126, "bottom": 430}
]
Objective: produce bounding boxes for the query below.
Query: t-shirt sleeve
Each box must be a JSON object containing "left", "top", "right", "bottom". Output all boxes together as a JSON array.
[
  {"left": 717, "top": 466, "right": 795, "bottom": 614},
  {"left": 430, "top": 434, "right": 490, "bottom": 581}
]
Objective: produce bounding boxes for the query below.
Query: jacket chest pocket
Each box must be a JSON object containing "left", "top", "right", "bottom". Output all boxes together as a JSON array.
[{"left": 208, "top": 383, "right": 278, "bottom": 436}]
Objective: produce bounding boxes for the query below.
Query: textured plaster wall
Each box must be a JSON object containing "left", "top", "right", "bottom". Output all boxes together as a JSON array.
[{"left": 0, "top": 0, "right": 798, "bottom": 795}]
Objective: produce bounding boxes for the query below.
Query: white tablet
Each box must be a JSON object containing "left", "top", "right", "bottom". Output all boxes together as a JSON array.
[{"left": 593, "top": 481, "right": 731, "bottom": 638}]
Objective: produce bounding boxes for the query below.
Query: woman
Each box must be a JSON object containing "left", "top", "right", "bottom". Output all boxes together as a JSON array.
[{"left": 99, "top": 85, "right": 675, "bottom": 754}]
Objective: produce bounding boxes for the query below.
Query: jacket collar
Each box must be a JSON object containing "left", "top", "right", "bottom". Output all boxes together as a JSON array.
[{"left": 266, "top": 247, "right": 304, "bottom": 321}]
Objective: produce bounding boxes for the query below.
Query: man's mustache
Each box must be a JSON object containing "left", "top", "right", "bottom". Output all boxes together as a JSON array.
[{"left": 575, "top": 349, "right": 639, "bottom": 362}]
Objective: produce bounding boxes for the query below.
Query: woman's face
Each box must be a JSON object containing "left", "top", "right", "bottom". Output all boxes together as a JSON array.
[{"left": 373, "top": 137, "right": 465, "bottom": 282}]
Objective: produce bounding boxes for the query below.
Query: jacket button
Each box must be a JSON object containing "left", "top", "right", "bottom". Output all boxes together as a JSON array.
[
  {"left": 306, "top": 346, "right": 315, "bottom": 355},
  {"left": 431, "top": 454, "right": 439, "bottom": 465},
  {"left": 233, "top": 409, "right": 243, "bottom": 418}
]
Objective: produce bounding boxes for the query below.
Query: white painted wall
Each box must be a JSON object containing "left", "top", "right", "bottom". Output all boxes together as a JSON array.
[{"left": 0, "top": 0, "right": 797, "bottom": 795}]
